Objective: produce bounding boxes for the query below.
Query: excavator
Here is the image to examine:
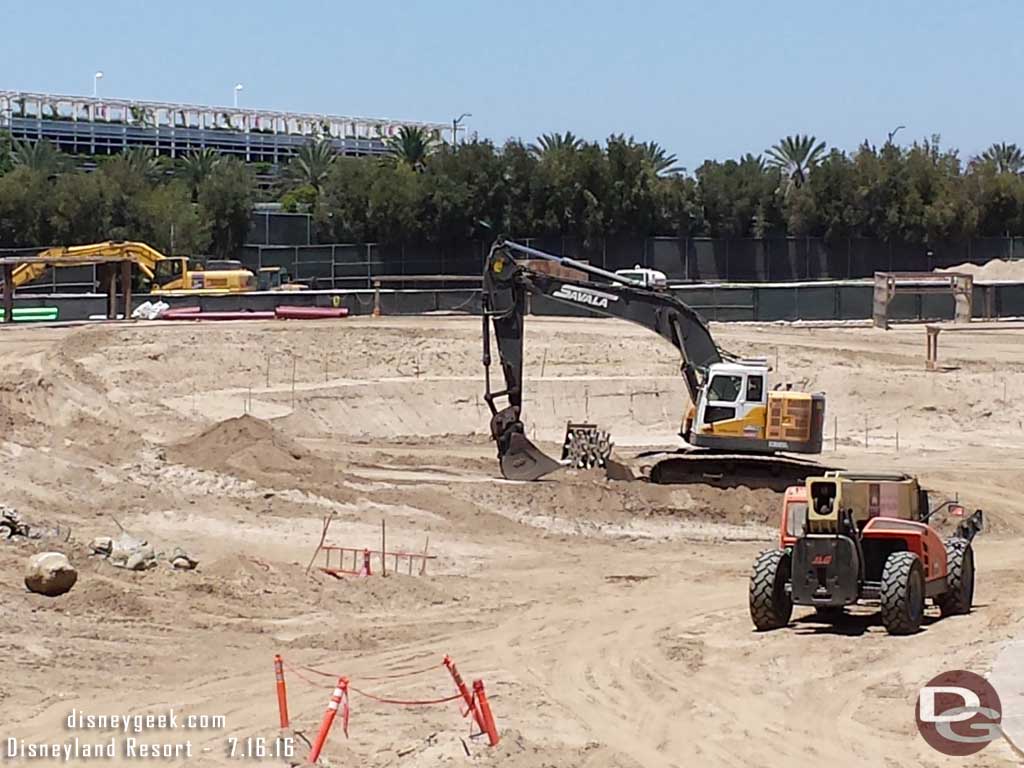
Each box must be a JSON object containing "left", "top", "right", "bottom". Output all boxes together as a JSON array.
[
  {"left": 482, "top": 239, "right": 828, "bottom": 483},
  {"left": 7, "top": 241, "right": 303, "bottom": 294}
]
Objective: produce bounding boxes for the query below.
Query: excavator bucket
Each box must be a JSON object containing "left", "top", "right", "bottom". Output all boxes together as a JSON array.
[{"left": 499, "top": 432, "right": 562, "bottom": 481}]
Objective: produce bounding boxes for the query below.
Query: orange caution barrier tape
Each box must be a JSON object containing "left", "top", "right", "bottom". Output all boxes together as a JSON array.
[{"left": 348, "top": 685, "right": 462, "bottom": 707}]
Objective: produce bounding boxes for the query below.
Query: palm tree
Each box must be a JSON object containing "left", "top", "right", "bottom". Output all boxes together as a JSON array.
[
  {"left": 179, "top": 148, "right": 222, "bottom": 199},
  {"left": 11, "top": 139, "right": 64, "bottom": 175},
  {"left": 640, "top": 141, "right": 681, "bottom": 176},
  {"left": 979, "top": 142, "right": 1024, "bottom": 174},
  {"left": 284, "top": 139, "right": 337, "bottom": 191},
  {"left": 739, "top": 153, "right": 767, "bottom": 172},
  {"left": 385, "top": 126, "right": 438, "bottom": 170},
  {"left": 766, "top": 134, "right": 826, "bottom": 188},
  {"left": 122, "top": 147, "right": 163, "bottom": 181},
  {"left": 529, "top": 131, "right": 584, "bottom": 157}
]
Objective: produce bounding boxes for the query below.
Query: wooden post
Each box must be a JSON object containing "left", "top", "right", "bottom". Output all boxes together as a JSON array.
[
  {"left": 833, "top": 416, "right": 838, "bottom": 452},
  {"left": 381, "top": 518, "right": 387, "bottom": 577},
  {"left": 121, "top": 259, "right": 132, "bottom": 320},
  {"left": 290, "top": 354, "right": 296, "bottom": 409},
  {"left": 2, "top": 263, "right": 13, "bottom": 324}
]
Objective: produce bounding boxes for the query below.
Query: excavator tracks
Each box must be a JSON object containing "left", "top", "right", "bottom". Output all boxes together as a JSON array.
[{"left": 637, "top": 449, "right": 838, "bottom": 492}]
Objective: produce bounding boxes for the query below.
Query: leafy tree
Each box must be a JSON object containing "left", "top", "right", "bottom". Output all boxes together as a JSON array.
[
  {"left": 138, "top": 181, "right": 209, "bottom": 254},
  {"left": 767, "top": 135, "right": 826, "bottom": 189},
  {"left": 315, "top": 158, "right": 375, "bottom": 242},
  {"left": 0, "top": 168, "right": 55, "bottom": 246},
  {"left": 179, "top": 148, "right": 222, "bottom": 200},
  {"left": 979, "top": 142, "right": 1024, "bottom": 174},
  {"left": 49, "top": 172, "right": 111, "bottom": 244},
  {"left": 0, "top": 131, "right": 12, "bottom": 176},
  {"left": 968, "top": 162, "right": 1024, "bottom": 236},
  {"left": 197, "top": 159, "right": 253, "bottom": 257},
  {"left": 697, "top": 156, "right": 783, "bottom": 237},
  {"left": 385, "top": 126, "right": 439, "bottom": 171},
  {"left": 280, "top": 184, "right": 318, "bottom": 213},
  {"left": 367, "top": 163, "right": 423, "bottom": 242},
  {"left": 284, "top": 139, "right": 337, "bottom": 193}
]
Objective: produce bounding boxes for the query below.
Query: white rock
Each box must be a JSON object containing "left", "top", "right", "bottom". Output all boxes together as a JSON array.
[{"left": 25, "top": 552, "right": 78, "bottom": 597}]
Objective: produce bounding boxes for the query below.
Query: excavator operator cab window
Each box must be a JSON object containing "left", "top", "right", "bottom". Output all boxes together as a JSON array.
[
  {"left": 153, "top": 259, "right": 183, "bottom": 286},
  {"left": 708, "top": 374, "right": 742, "bottom": 403},
  {"left": 746, "top": 375, "right": 764, "bottom": 403},
  {"left": 704, "top": 374, "right": 743, "bottom": 424}
]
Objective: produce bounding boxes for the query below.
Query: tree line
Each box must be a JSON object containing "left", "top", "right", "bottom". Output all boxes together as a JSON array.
[{"left": 1, "top": 127, "right": 1023, "bottom": 258}]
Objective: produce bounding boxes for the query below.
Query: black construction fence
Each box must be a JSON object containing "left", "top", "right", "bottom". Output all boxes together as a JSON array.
[
  {"left": 238, "top": 236, "right": 1024, "bottom": 289},
  {"left": 5, "top": 234, "right": 1022, "bottom": 293}
]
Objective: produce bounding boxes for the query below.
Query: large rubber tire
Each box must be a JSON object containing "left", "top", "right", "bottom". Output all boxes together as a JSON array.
[
  {"left": 880, "top": 551, "right": 925, "bottom": 635},
  {"left": 937, "top": 538, "right": 975, "bottom": 617},
  {"left": 749, "top": 549, "right": 793, "bottom": 631}
]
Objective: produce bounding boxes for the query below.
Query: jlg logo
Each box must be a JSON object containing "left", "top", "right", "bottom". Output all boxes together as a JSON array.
[{"left": 811, "top": 554, "right": 833, "bottom": 566}]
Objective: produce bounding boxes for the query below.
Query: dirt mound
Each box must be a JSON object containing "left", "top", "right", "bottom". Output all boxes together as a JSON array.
[
  {"left": 40, "top": 577, "right": 154, "bottom": 620},
  {"left": 938, "top": 259, "right": 1024, "bottom": 281},
  {"left": 457, "top": 470, "right": 783, "bottom": 528},
  {"left": 169, "top": 415, "right": 306, "bottom": 473}
]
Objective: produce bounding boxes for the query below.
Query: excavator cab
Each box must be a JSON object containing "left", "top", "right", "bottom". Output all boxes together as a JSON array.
[
  {"left": 686, "top": 361, "right": 825, "bottom": 454},
  {"left": 152, "top": 257, "right": 191, "bottom": 290}
]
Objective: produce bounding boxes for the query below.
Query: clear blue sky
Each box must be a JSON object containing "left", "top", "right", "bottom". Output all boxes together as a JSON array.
[{"left": 5, "top": 0, "right": 1022, "bottom": 170}]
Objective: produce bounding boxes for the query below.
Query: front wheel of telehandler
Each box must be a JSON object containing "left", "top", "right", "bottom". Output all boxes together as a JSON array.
[{"left": 749, "top": 549, "right": 793, "bottom": 631}]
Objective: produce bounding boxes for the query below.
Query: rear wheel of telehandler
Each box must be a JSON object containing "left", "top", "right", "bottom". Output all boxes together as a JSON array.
[
  {"left": 749, "top": 549, "right": 793, "bottom": 631},
  {"left": 880, "top": 552, "right": 925, "bottom": 635},
  {"left": 937, "top": 538, "right": 975, "bottom": 617}
]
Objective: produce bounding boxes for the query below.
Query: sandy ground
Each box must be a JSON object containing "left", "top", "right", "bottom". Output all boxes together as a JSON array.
[{"left": 0, "top": 315, "right": 1022, "bottom": 767}]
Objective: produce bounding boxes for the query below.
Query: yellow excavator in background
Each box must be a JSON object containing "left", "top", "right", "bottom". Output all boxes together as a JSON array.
[{"left": 10, "top": 241, "right": 304, "bottom": 294}]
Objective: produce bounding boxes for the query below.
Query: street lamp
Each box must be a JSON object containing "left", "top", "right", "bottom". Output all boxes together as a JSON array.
[
  {"left": 234, "top": 83, "right": 244, "bottom": 109},
  {"left": 887, "top": 124, "right": 906, "bottom": 145},
  {"left": 93, "top": 71, "right": 104, "bottom": 98},
  {"left": 452, "top": 112, "right": 472, "bottom": 147}
]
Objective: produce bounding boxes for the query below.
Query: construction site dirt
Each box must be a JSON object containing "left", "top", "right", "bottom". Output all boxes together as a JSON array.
[{"left": 0, "top": 315, "right": 1022, "bottom": 767}]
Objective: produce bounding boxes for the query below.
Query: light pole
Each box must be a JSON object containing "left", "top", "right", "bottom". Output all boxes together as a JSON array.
[
  {"left": 234, "top": 83, "right": 244, "bottom": 109},
  {"left": 886, "top": 124, "right": 905, "bottom": 145},
  {"left": 93, "top": 71, "right": 104, "bottom": 98},
  {"left": 452, "top": 112, "right": 471, "bottom": 148}
]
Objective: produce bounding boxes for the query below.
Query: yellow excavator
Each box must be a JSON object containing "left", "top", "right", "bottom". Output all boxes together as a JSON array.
[{"left": 9, "top": 241, "right": 304, "bottom": 294}]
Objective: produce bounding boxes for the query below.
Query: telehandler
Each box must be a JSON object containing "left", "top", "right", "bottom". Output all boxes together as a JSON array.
[{"left": 750, "top": 471, "right": 983, "bottom": 635}]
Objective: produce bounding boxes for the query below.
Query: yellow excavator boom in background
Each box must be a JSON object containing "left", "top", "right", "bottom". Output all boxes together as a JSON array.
[
  {"left": 10, "top": 241, "right": 303, "bottom": 294},
  {"left": 12, "top": 241, "right": 167, "bottom": 288}
]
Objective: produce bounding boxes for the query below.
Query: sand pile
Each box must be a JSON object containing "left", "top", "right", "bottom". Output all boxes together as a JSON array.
[
  {"left": 168, "top": 414, "right": 305, "bottom": 473},
  {"left": 938, "top": 258, "right": 1024, "bottom": 281}
]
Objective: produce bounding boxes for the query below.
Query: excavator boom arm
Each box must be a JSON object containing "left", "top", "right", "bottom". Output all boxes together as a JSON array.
[
  {"left": 10, "top": 241, "right": 167, "bottom": 289},
  {"left": 482, "top": 239, "right": 725, "bottom": 480}
]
